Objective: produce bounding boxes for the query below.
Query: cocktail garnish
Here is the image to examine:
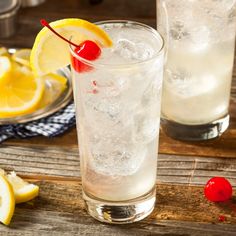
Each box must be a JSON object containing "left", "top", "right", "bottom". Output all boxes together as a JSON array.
[
  {"left": 204, "top": 177, "right": 232, "bottom": 202},
  {"left": 40, "top": 19, "right": 101, "bottom": 58},
  {"left": 40, "top": 19, "right": 80, "bottom": 48}
]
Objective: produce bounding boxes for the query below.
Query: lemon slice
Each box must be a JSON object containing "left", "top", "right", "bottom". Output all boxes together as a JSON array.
[
  {"left": 38, "top": 73, "right": 67, "bottom": 108},
  {"left": 30, "top": 18, "right": 113, "bottom": 76},
  {"left": 0, "top": 47, "right": 9, "bottom": 57},
  {"left": 0, "top": 56, "right": 12, "bottom": 86},
  {"left": 0, "top": 168, "right": 5, "bottom": 175},
  {"left": 0, "top": 64, "right": 45, "bottom": 118},
  {"left": 12, "top": 49, "right": 31, "bottom": 67},
  {"left": 0, "top": 175, "right": 15, "bottom": 225},
  {"left": 6, "top": 171, "right": 39, "bottom": 204}
]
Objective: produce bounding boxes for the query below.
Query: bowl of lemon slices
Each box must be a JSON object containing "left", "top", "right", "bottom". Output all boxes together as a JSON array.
[{"left": 0, "top": 47, "right": 72, "bottom": 125}]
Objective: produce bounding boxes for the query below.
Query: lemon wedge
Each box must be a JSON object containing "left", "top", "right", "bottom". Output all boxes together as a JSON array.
[
  {"left": 0, "top": 47, "right": 9, "bottom": 57},
  {"left": 0, "top": 175, "right": 15, "bottom": 225},
  {"left": 0, "top": 168, "right": 5, "bottom": 175},
  {"left": 38, "top": 73, "right": 67, "bottom": 108},
  {"left": 30, "top": 18, "right": 113, "bottom": 76},
  {"left": 0, "top": 64, "right": 45, "bottom": 118},
  {"left": 6, "top": 171, "right": 39, "bottom": 204},
  {"left": 0, "top": 56, "right": 12, "bottom": 86},
  {"left": 12, "top": 49, "right": 31, "bottom": 67}
]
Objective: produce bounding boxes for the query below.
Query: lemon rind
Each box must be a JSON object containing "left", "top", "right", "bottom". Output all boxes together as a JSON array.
[{"left": 0, "top": 175, "right": 15, "bottom": 226}]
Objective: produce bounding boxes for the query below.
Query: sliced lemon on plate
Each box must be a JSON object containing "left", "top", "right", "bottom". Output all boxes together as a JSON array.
[
  {"left": 0, "top": 47, "right": 9, "bottom": 57},
  {"left": 0, "top": 64, "right": 45, "bottom": 118},
  {"left": 6, "top": 171, "right": 39, "bottom": 204},
  {"left": 0, "top": 168, "right": 5, "bottom": 175},
  {"left": 0, "top": 47, "right": 10, "bottom": 57},
  {"left": 0, "top": 47, "right": 7, "bottom": 55},
  {"left": 0, "top": 56, "right": 12, "bottom": 86},
  {"left": 38, "top": 73, "right": 68, "bottom": 108},
  {"left": 0, "top": 175, "right": 15, "bottom": 225},
  {"left": 30, "top": 18, "right": 113, "bottom": 76},
  {"left": 12, "top": 49, "right": 31, "bottom": 67}
]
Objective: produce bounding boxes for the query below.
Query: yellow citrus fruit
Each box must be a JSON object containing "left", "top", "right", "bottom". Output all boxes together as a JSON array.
[
  {"left": 0, "top": 175, "right": 15, "bottom": 225},
  {"left": 0, "top": 56, "right": 12, "bottom": 87},
  {"left": 38, "top": 73, "right": 68, "bottom": 108},
  {"left": 12, "top": 49, "right": 31, "bottom": 67},
  {"left": 30, "top": 18, "right": 113, "bottom": 76},
  {"left": 0, "top": 47, "right": 9, "bottom": 57},
  {"left": 6, "top": 171, "right": 39, "bottom": 204},
  {"left": 0, "top": 64, "right": 45, "bottom": 118}
]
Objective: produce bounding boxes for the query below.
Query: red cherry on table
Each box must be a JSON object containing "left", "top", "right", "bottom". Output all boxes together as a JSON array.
[
  {"left": 204, "top": 177, "right": 233, "bottom": 202},
  {"left": 71, "top": 40, "right": 101, "bottom": 72}
]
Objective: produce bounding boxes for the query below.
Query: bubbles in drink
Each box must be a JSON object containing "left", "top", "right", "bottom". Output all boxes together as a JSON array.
[
  {"left": 133, "top": 114, "right": 159, "bottom": 144},
  {"left": 190, "top": 26, "right": 210, "bottom": 51},
  {"left": 73, "top": 22, "right": 164, "bottom": 200},
  {"left": 159, "top": 0, "right": 235, "bottom": 124},
  {"left": 97, "top": 26, "right": 160, "bottom": 64},
  {"left": 170, "top": 21, "right": 189, "bottom": 41},
  {"left": 111, "top": 38, "right": 155, "bottom": 61},
  {"left": 89, "top": 141, "right": 147, "bottom": 176}
]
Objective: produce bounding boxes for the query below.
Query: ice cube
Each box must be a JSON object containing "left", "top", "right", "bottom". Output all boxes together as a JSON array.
[
  {"left": 133, "top": 116, "right": 159, "bottom": 144},
  {"left": 170, "top": 21, "right": 189, "bottom": 41},
  {"left": 165, "top": 68, "right": 217, "bottom": 98},
  {"left": 142, "top": 76, "right": 162, "bottom": 107},
  {"left": 134, "top": 42, "right": 155, "bottom": 61},
  {"left": 165, "top": 68, "right": 192, "bottom": 97},
  {"left": 89, "top": 141, "right": 147, "bottom": 176},
  {"left": 96, "top": 74, "right": 130, "bottom": 97},
  {"left": 227, "top": 1, "right": 236, "bottom": 23},
  {"left": 190, "top": 26, "right": 210, "bottom": 52},
  {"left": 212, "top": 0, "right": 236, "bottom": 11},
  {"left": 85, "top": 95, "right": 121, "bottom": 119},
  {"left": 113, "top": 38, "right": 154, "bottom": 61}
]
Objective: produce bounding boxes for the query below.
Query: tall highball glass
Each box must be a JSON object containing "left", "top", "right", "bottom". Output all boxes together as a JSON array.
[{"left": 70, "top": 20, "right": 165, "bottom": 223}]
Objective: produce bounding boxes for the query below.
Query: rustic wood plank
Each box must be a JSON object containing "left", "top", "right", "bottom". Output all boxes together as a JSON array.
[
  {"left": 0, "top": 180, "right": 235, "bottom": 235},
  {"left": 1, "top": 145, "right": 236, "bottom": 187},
  {"left": 1, "top": 0, "right": 236, "bottom": 160}
]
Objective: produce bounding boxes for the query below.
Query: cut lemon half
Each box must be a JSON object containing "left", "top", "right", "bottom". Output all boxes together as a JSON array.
[
  {"left": 38, "top": 73, "right": 67, "bottom": 108},
  {"left": 0, "top": 175, "right": 15, "bottom": 225},
  {"left": 12, "top": 49, "right": 31, "bottom": 67},
  {"left": 6, "top": 171, "right": 39, "bottom": 204},
  {"left": 0, "top": 56, "right": 12, "bottom": 86},
  {"left": 0, "top": 65, "right": 45, "bottom": 118},
  {"left": 30, "top": 18, "right": 113, "bottom": 76}
]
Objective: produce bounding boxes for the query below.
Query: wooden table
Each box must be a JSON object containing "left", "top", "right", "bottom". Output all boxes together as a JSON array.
[{"left": 0, "top": 0, "right": 236, "bottom": 235}]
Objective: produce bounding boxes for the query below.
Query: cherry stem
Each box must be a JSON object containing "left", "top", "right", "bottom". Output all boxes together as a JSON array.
[{"left": 40, "top": 19, "right": 80, "bottom": 48}]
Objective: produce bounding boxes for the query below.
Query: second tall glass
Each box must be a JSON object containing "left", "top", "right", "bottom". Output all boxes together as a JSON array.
[{"left": 157, "top": 0, "right": 236, "bottom": 140}]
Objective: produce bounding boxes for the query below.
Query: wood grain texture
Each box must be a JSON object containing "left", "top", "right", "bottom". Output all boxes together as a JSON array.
[
  {"left": 1, "top": 0, "right": 236, "bottom": 159},
  {"left": 0, "top": 180, "right": 235, "bottom": 236},
  {"left": 1, "top": 146, "right": 236, "bottom": 187}
]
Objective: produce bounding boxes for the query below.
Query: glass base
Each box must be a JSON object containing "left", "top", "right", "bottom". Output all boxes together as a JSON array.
[
  {"left": 161, "top": 114, "right": 229, "bottom": 141},
  {"left": 83, "top": 187, "right": 156, "bottom": 224}
]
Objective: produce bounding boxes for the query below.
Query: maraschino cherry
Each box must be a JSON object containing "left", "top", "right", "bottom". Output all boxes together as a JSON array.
[
  {"left": 204, "top": 177, "right": 232, "bottom": 202},
  {"left": 72, "top": 40, "right": 101, "bottom": 72},
  {"left": 40, "top": 19, "right": 101, "bottom": 72}
]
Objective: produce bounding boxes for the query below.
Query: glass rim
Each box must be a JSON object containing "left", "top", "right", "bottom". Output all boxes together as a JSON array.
[{"left": 69, "top": 20, "right": 165, "bottom": 69}]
